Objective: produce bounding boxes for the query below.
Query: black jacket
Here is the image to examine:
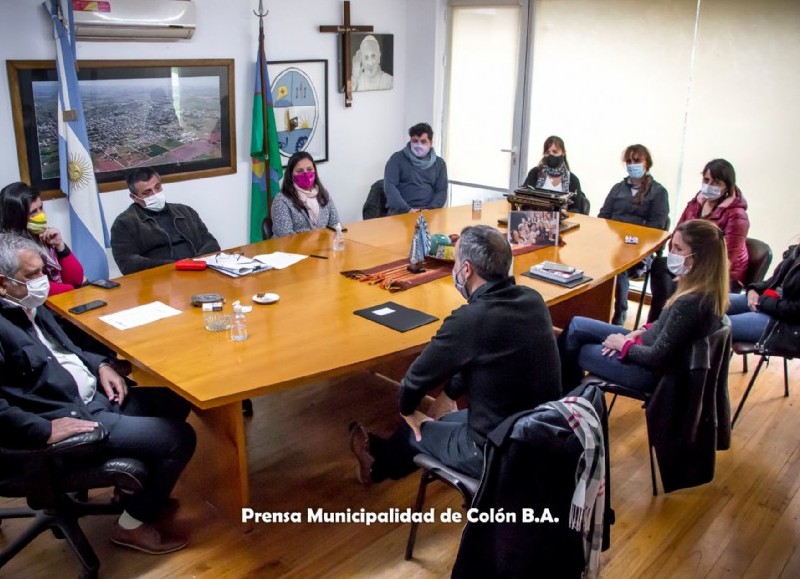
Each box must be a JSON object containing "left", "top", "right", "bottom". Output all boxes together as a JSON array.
[
  {"left": 110, "top": 202, "right": 220, "bottom": 274},
  {"left": 452, "top": 383, "right": 612, "bottom": 579},
  {"left": 399, "top": 277, "right": 561, "bottom": 447},
  {"left": 646, "top": 320, "right": 732, "bottom": 493},
  {"left": 598, "top": 178, "right": 670, "bottom": 230},
  {"left": 750, "top": 244, "right": 800, "bottom": 323},
  {"left": 0, "top": 301, "right": 110, "bottom": 448},
  {"left": 522, "top": 167, "right": 590, "bottom": 215}
]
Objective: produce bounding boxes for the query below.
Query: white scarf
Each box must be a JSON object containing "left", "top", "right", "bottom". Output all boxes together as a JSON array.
[{"left": 296, "top": 185, "right": 320, "bottom": 228}]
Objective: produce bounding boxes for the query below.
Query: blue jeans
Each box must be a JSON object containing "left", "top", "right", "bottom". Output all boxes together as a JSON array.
[
  {"left": 370, "top": 410, "right": 483, "bottom": 480},
  {"left": 728, "top": 292, "right": 771, "bottom": 342},
  {"left": 561, "top": 316, "right": 659, "bottom": 395}
]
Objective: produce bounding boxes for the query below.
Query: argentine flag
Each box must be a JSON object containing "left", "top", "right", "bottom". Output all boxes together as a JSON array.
[{"left": 44, "top": 0, "right": 110, "bottom": 280}]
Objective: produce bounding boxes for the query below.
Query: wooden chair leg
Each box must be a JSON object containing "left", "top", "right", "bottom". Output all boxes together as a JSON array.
[{"left": 732, "top": 355, "right": 767, "bottom": 427}]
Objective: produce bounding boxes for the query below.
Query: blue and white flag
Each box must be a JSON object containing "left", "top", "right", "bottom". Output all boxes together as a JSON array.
[{"left": 43, "top": 0, "right": 110, "bottom": 280}]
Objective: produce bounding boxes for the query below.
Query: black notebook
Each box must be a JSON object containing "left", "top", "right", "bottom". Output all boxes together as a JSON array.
[{"left": 354, "top": 301, "right": 439, "bottom": 333}]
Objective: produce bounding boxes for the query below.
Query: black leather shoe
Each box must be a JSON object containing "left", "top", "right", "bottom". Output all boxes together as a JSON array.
[{"left": 349, "top": 422, "right": 374, "bottom": 487}]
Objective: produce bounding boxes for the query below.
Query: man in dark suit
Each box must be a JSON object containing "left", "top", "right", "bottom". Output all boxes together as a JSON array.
[{"left": 0, "top": 232, "right": 196, "bottom": 554}]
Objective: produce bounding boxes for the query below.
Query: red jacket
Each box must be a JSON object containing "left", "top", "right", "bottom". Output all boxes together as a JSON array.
[{"left": 676, "top": 191, "right": 750, "bottom": 286}]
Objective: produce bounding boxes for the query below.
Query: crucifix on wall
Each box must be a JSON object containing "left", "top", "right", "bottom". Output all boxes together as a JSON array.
[{"left": 320, "top": 1, "right": 373, "bottom": 107}]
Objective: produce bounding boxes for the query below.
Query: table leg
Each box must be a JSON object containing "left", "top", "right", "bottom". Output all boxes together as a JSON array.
[{"left": 182, "top": 402, "right": 251, "bottom": 530}]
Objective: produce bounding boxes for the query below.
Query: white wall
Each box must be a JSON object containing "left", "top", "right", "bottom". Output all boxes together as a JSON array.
[{"left": 0, "top": 0, "right": 441, "bottom": 276}]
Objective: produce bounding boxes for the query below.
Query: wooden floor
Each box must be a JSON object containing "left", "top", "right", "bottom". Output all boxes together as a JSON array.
[{"left": 2, "top": 315, "right": 799, "bottom": 577}]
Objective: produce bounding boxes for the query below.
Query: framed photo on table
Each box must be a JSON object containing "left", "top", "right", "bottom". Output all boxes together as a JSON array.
[
  {"left": 7, "top": 59, "right": 236, "bottom": 199},
  {"left": 267, "top": 59, "right": 328, "bottom": 165}
]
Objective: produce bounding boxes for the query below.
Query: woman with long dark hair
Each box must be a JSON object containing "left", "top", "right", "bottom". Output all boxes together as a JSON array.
[
  {"left": 522, "top": 135, "right": 590, "bottom": 214},
  {"left": 271, "top": 152, "right": 341, "bottom": 237},
  {"left": 647, "top": 158, "right": 749, "bottom": 322},
  {"left": 0, "top": 181, "right": 85, "bottom": 295}
]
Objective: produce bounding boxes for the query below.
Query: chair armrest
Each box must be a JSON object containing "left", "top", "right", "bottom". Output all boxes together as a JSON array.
[{"left": 0, "top": 425, "right": 108, "bottom": 459}]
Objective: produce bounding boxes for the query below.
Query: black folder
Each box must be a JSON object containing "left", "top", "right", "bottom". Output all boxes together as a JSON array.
[{"left": 354, "top": 301, "right": 438, "bottom": 333}]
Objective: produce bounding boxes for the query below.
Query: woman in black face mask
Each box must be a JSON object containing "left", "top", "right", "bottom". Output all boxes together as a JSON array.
[{"left": 522, "top": 135, "right": 590, "bottom": 214}]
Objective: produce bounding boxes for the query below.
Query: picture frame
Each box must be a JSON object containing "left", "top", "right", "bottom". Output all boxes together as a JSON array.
[
  {"left": 267, "top": 59, "right": 328, "bottom": 165},
  {"left": 508, "top": 210, "right": 560, "bottom": 248},
  {"left": 339, "top": 33, "right": 394, "bottom": 93},
  {"left": 6, "top": 59, "right": 236, "bottom": 199}
]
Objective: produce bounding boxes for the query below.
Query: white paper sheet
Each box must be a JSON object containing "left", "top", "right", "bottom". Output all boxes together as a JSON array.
[
  {"left": 99, "top": 301, "right": 183, "bottom": 330},
  {"left": 252, "top": 252, "right": 308, "bottom": 270}
]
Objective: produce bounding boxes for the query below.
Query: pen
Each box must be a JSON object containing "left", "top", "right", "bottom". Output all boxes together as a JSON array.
[{"left": 309, "top": 254, "right": 329, "bottom": 259}]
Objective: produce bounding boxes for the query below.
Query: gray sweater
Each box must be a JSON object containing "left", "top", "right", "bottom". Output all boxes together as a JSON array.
[
  {"left": 270, "top": 192, "right": 340, "bottom": 238},
  {"left": 383, "top": 150, "right": 448, "bottom": 213}
]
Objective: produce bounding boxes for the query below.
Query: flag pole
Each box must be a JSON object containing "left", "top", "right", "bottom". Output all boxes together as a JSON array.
[{"left": 255, "top": 1, "right": 271, "bottom": 210}]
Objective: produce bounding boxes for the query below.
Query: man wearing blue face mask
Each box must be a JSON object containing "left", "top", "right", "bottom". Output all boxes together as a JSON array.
[
  {"left": 383, "top": 122, "right": 449, "bottom": 214},
  {"left": 110, "top": 167, "right": 220, "bottom": 275},
  {"left": 349, "top": 225, "right": 560, "bottom": 485},
  {"left": 0, "top": 233, "right": 196, "bottom": 554}
]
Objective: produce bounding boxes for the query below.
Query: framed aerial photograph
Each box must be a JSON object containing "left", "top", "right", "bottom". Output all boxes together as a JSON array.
[
  {"left": 7, "top": 59, "right": 236, "bottom": 199},
  {"left": 267, "top": 59, "right": 328, "bottom": 165}
]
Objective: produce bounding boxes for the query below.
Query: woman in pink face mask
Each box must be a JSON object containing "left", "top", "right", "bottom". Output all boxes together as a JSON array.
[{"left": 271, "top": 151, "right": 342, "bottom": 238}]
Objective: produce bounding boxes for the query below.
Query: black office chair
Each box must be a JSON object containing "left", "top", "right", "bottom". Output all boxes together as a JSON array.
[
  {"left": 0, "top": 426, "right": 146, "bottom": 579},
  {"left": 362, "top": 179, "right": 388, "bottom": 220},
  {"left": 261, "top": 216, "right": 273, "bottom": 240},
  {"left": 730, "top": 238, "right": 773, "bottom": 373},
  {"left": 594, "top": 321, "right": 731, "bottom": 495},
  {"left": 630, "top": 217, "right": 671, "bottom": 328}
]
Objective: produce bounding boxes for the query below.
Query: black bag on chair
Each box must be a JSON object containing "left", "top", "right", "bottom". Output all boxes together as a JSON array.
[{"left": 757, "top": 318, "right": 800, "bottom": 357}]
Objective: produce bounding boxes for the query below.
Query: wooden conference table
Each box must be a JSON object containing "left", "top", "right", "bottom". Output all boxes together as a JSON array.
[{"left": 47, "top": 200, "right": 668, "bottom": 522}]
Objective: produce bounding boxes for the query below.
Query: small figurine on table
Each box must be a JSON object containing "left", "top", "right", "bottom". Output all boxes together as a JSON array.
[{"left": 408, "top": 214, "right": 431, "bottom": 273}]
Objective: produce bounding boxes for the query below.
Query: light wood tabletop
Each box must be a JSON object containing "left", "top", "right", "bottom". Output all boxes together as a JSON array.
[{"left": 45, "top": 201, "right": 669, "bottom": 523}]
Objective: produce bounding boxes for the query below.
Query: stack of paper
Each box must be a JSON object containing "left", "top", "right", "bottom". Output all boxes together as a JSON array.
[{"left": 195, "top": 253, "right": 273, "bottom": 278}]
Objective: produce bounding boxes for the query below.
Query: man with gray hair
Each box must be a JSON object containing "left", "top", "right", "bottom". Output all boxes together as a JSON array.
[
  {"left": 350, "top": 225, "right": 561, "bottom": 484},
  {"left": 0, "top": 232, "right": 196, "bottom": 554}
]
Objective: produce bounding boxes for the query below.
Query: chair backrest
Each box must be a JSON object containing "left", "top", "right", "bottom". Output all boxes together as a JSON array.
[
  {"left": 646, "top": 319, "right": 732, "bottom": 492},
  {"left": 742, "top": 238, "right": 773, "bottom": 287},
  {"left": 261, "top": 216, "right": 273, "bottom": 240},
  {"left": 362, "top": 179, "right": 388, "bottom": 220}
]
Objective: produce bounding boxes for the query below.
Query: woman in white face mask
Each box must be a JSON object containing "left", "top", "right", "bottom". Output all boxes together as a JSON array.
[
  {"left": 646, "top": 158, "right": 750, "bottom": 323},
  {"left": 0, "top": 181, "right": 86, "bottom": 296},
  {"left": 559, "top": 219, "right": 729, "bottom": 395}
]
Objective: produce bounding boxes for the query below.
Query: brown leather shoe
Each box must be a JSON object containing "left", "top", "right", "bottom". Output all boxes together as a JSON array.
[
  {"left": 110, "top": 522, "right": 188, "bottom": 554},
  {"left": 349, "top": 422, "right": 374, "bottom": 487}
]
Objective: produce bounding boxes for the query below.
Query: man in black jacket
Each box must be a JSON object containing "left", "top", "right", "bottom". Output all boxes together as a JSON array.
[
  {"left": 350, "top": 225, "right": 561, "bottom": 484},
  {"left": 110, "top": 167, "right": 220, "bottom": 274},
  {"left": 0, "top": 233, "right": 196, "bottom": 554}
]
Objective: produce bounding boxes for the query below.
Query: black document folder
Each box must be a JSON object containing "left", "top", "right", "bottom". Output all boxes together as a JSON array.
[{"left": 354, "top": 301, "right": 438, "bottom": 333}]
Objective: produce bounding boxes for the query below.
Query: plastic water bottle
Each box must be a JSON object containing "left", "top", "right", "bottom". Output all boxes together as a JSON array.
[
  {"left": 229, "top": 303, "right": 248, "bottom": 341},
  {"left": 333, "top": 223, "right": 345, "bottom": 252}
]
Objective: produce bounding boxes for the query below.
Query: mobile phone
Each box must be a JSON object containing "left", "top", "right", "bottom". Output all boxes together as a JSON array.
[
  {"left": 541, "top": 261, "right": 575, "bottom": 273},
  {"left": 89, "top": 279, "right": 120, "bottom": 289},
  {"left": 326, "top": 225, "right": 348, "bottom": 232},
  {"left": 68, "top": 300, "right": 107, "bottom": 315}
]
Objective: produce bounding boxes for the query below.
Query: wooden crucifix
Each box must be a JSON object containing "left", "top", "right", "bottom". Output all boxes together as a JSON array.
[{"left": 320, "top": 1, "right": 373, "bottom": 107}]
